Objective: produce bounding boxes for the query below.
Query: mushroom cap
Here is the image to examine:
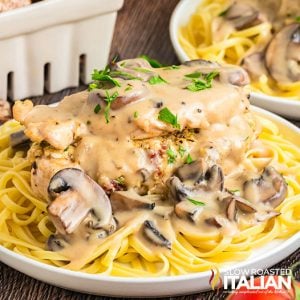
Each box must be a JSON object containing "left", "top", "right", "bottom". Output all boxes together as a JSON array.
[
  {"left": 143, "top": 220, "right": 171, "bottom": 249},
  {"left": 183, "top": 59, "right": 250, "bottom": 86},
  {"left": 243, "top": 166, "right": 288, "bottom": 207},
  {"left": 265, "top": 23, "right": 300, "bottom": 83},
  {"left": 224, "top": 2, "right": 259, "bottom": 30},
  {"left": 241, "top": 52, "right": 268, "bottom": 81},
  {"left": 48, "top": 168, "right": 114, "bottom": 235}
]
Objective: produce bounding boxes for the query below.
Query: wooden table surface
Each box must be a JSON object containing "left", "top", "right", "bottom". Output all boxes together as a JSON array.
[{"left": 0, "top": 0, "right": 299, "bottom": 299}]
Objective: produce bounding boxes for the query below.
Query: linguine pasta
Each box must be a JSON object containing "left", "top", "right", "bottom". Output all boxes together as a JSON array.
[{"left": 0, "top": 117, "right": 299, "bottom": 276}]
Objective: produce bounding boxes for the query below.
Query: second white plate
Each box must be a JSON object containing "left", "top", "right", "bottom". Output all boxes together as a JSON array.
[{"left": 169, "top": 0, "right": 300, "bottom": 120}]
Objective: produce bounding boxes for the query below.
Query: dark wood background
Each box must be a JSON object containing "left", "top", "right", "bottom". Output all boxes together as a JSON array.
[{"left": 0, "top": 0, "right": 299, "bottom": 299}]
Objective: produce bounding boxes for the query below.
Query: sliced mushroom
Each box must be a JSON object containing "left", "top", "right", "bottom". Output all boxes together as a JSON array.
[
  {"left": 241, "top": 52, "right": 268, "bottom": 81},
  {"left": 226, "top": 197, "right": 237, "bottom": 221},
  {"left": 110, "top": 189, "right": 155, "bottom": 211},
  {"left": 223, "top": 2, "right": 259, "bottom": 30},
  {"left": 168, "top": 165, "right": 223, "bottom": 222},
  {"left": 235, "top": 197, "right": 257, "bottom": 213},
  {"left": 218, "top": 67, "right": 250, "bottom": 86},
  {"left": 47, "top": 234, "right": 69, "bottom": 251},
  {"left": 183, "top": 59, "right": 220, "bottom": 68},
  {"left": 256, "top": 0, "right": 282, "bottom": 23},
  {"left": 196, "top": 165, "right": 224, "bottom": 191},
  {"left": 175, "top": 200, "right": 204, "bottom": 222},
  {"left": 175, "top": 160, "right": 204, "bottom": 182},
  {"left": 243, "top": 166, "right": 288, "bottom": 208},
  {"left": 223, "top": 195, "right": 257, "bottom": 221},
  {"left": 111, "top": 58, "right": 156, "bottom": 81},
  {"left": 183, "top": 59, "right": 249, "bottom": 86},
  {"left": 47, "top": 168, "right": 116, "bottom": 235},
  {"left": 110, "top": 88, "right": 147, "bottom": 110},
  {"left": 166, "top": 176, "right": 189, "bottom": 203},
  {"left": 143, "top": 220, "right": 171, "bottom": 249},
  {"left": 265, "top": 23, "right": 300, "bottom": 83},
  {"left": 205, "top": 215, "right": 229, "bottom": 228},
  {"left": 10, "top": 130, "right": 30, "bottom": 148}
]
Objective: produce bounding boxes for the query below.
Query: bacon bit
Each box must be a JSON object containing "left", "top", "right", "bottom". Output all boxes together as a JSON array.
[{"left": 148, "top": 151, "right": 157, "bottom": 159}]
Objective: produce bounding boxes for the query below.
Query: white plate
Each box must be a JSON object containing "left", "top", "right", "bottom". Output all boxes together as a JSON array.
[
  {"left": 1, "top": 106, "right": 300, "bottom": 297},
  {"left": 169, "top": 0, "right": 300, "bottom": 120}
]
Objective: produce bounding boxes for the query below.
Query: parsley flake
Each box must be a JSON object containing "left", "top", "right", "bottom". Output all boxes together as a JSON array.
[
  {"left": 134, "top": 111, "right": 139, "bottom": 118},
  {"left": 186, "top": 71, "right": 219, "bottom": 92},
  {"left": 89, "top": 66, "right": 121, "bottom": 91},
  {"left": 186, "top": 154, "right": 194, "bottom": 164},
  {"left": 104, "top": 91, "right": 119, "bottom": 123},
  {"left": 148, "top": 75, "right": 168, "bottom": 85},
  {"left": 166, "top": 148, "right": 177, "bottom": 164},
  {"left": 115, "top": 176, "right": 125, "bottom": 185},
  {"left": 185, "top": 71, "right": 201, "bottom": 78},
  {"left": 94, "top": 104, "right": 101, "bottom": 114},
  {"left": 139, "top": 55, "right": 164, "bottom": 68},
  {"left": 296, "top": 16, "right": 300, "bottom": 22},
  {"left": 187, "top": 198, "right": 205, "bottom": 206},
  {"left": 158, "top": 107, "right": 180, "bottom": 129}
]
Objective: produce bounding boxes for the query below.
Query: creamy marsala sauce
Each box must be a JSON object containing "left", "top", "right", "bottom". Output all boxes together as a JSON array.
[{"left": 13, "top": 58, "right": 287, "bottom": 266}]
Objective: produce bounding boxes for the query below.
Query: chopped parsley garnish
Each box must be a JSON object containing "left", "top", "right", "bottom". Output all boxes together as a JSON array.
[
  {"left": 205, "top": 71, "right": 219, "bottom": 82},
  {"left": 158, "top": 107, "right": 180, "bottom": 129},
  {"left": 185, "top": 71, "right": 201, "bottom": 78},
  {"left": 187, "top": 197, "right": 205, "bottom": 206},
  {"left": 148, "top": 75, "right": 168, "bottom": 85},
  {"left": 186, "top": 153, "right": 194, "bottom": 164},
  {"left": 89, "top": 66, "right": 121, "bottom": 91},
  {"left": 163, "top": 65, "right": 180, "bottom": 70},
  {"left": 88, "top": 83, "right": 98, "bottom": 91},
  {"left": 115, "top": 176, "right": 125, "bottom": 185},
  {"left": 296, "top": 16, "right": 300, "bottom": 22},
  {"left": 187, "top": 79, "right": 208, "bottom": 92},
  {"left": 94, "top": 104, "right": 101, "bottom": 114},
  {"left": 186, "top": 71, "right": 219, "bottom": 92},
  {"left": 139, "top": 55, "right": 164, "bottom": 68},
  {"left": 178, "top": 145, "right": 186, "bottom": 157},
  {"left": 103, "top": 91, "right": 119, "bottom": 123},
  {"left": 166, "top": 148, "right": 177, "bottom": 164},
  {"left": 134, "top": 111, "right": 139, "bottom": 118}
]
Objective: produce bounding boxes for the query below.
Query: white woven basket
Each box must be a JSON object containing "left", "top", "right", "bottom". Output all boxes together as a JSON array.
[{"left": 0, "top": 0, "right": 124, "bottom": 101}]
